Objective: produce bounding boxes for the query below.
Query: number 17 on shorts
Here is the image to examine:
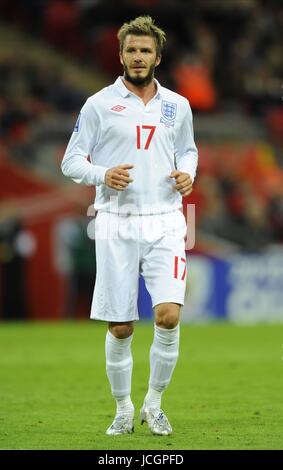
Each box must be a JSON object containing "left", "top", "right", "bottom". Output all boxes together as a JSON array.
[{"left": 174, "top": 256, "right": 187, "bottom": 281}]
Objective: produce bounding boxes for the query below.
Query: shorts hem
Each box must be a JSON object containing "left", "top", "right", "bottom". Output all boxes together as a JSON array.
[
  {"left": 90, "top": 315, "right": 139, "bottom": 322},
  {"left": 151, "top": 298, "right": 185, "bottom": 308}
]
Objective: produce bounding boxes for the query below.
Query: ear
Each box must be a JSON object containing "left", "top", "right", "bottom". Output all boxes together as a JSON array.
[
  {"left": 119, "top": 51, "right": 124, "bottom": 66},
  {"left": 155, "top": 54, "right": 161, "bottom": 67}
]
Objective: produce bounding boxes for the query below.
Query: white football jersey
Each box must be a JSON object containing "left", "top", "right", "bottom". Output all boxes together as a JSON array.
[{"left": 62, "top": 76, "right": 198, "bottom": 215}]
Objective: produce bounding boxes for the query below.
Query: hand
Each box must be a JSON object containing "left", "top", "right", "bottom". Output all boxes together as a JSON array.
[
  {"left": 104, "top": 164, "right": 134, "bottom": 191},
  {"left": 170, "top": 170, "right": 193, "bottom": 197}
]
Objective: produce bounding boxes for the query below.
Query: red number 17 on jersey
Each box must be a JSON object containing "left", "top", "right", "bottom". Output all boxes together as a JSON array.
[{"left": 136, "top": 125, "right": 156, "bottom": 150}]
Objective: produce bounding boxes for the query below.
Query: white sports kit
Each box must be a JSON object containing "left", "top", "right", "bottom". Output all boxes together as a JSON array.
[{"left": 62, "top": 77, "right": 198, "bottom": 321}]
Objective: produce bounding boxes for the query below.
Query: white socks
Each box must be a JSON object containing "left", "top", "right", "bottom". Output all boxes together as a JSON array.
[
  {"left": 105, "top": 323, "right": 180, "bottom": 416},
  {"left": 105, "top": 330, "right": 134, "bottom": 417},
  {"left": 144, "top": 385, "right": 163, "bottom": 410},
  {"left": 144, "top": 323, "right": 180, "bottom": 409}
]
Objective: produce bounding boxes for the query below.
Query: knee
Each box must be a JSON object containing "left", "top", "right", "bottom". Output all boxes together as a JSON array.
[
  {"left": 109, "top": 322, "right": 134, "bottom": 339},
  {"left": 155, "top": 305, "right": 179, "bottom": 329}
]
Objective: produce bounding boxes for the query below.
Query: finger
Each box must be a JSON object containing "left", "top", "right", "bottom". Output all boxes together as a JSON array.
[
  {"left": 180, "top": 185, "right": 192, "bottom": 194},
  {"left": 117, "top": 164, "right": 134, "bottom": 170},
  {"left": 115, "top": 170, "right": 134, "bottom": 180},
  {"left": 111, "top": 172, "right": 132, "bottom": 182},
  {"left": 112, "top": 183, "right": 127, "bottom": 191},
  {"left": 182, "top": 188, "right": 193, "bottom": 197},
  {"left": 174, "top": 178, "right": 192, "bottom": 189},
  {"left": 116, "top": 173, "right": 134, "bottom": 183},
  {"left": 170, "top": 170, "right": 182, "bottom": 179},
  {"left": 175, "top": 181, "right": 192, "bottom": 191},
  {"left": 175, "top": 174, "right": 190, "bottom": 184},
  {"left": 114, "top": 180, "right": 128, "bottom": 187},
  {"left": 176, "top": 183, "right": 191, "bottom": 193}
]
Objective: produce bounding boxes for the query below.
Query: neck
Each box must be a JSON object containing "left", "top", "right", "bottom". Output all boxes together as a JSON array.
[{"left": 122, "top": 77, "right": 157, "bottom": 105}]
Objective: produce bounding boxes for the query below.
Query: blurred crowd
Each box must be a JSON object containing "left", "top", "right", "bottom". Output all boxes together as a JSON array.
[
  {"left": 192, "top": 142, "right": 283, "bottom": 250},
  {"left": 0, "top": 0, "right": 283, "bottom": 252},
  {"left": 0, "top": 51, "right": 87, "bottom": 169},
  {"left": 1, "top": 0, "right": 282, "bottom": 114}
]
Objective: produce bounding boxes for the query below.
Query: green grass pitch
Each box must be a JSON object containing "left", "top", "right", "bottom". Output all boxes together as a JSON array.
[{"left": 0, "top": 320, "right": 282, "bottom": 450}]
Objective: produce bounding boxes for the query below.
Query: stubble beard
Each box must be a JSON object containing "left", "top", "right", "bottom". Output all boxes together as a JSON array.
[{"left": 123, "top": 63, "right": 156, "bottom": 87}]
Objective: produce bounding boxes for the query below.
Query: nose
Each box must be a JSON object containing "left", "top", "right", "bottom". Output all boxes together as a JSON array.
[{"left": 133, "top": 51, "right": 142, "bottom": 62}]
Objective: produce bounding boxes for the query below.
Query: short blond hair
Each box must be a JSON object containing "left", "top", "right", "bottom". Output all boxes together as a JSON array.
[{"left": 117, "top": 15, "right": 166, "bottom": 55}]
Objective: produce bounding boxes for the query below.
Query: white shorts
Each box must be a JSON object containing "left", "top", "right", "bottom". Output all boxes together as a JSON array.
[{"left": 90, "top": 210, "right": 187, "bottom": 322}]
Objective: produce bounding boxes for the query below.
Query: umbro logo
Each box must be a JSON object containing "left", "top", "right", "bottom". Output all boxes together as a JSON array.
[{"left": 111, "top": 105, "right": 126, "bottom": 112}]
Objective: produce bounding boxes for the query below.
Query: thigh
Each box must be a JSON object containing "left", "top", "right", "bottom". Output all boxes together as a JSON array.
[
  {"left": 90, "top": 213, "right": 140, "bottom": 322},
  {"left": 141, "top": 211, "right": 187, "bottom": 309}
]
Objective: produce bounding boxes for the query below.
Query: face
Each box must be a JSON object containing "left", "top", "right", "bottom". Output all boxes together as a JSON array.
[{"left": 120, "top": 35, "right": 161, "bottom": 87}]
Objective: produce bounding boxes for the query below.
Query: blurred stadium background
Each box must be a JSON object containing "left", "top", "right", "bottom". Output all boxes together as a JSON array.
[{"left": 0, "top": 0, "right": 283, "bottom": 324}]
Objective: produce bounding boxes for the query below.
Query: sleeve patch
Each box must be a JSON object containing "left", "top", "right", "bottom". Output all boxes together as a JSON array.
[{"left": 74, "top": 113, "right": 81, "bottom": 132}]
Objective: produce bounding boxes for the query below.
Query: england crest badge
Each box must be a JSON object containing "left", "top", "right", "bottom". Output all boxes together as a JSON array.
[{"left": 160, "top": 100, "right": 177, "bottom": 126}]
